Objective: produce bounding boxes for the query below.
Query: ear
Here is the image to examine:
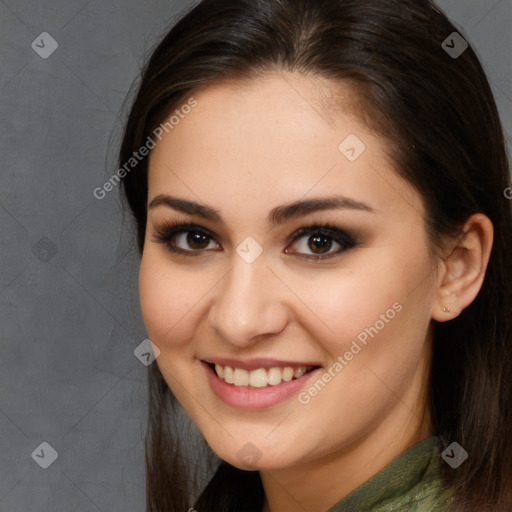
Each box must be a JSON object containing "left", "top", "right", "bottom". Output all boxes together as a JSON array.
[{"left": 431, "top": 213, "right": 494, "bottom": 322}]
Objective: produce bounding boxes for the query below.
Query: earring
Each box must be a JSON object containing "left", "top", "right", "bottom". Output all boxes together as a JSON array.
[{"left": 442, "top": 306, "right": 451, "bottom": 313}]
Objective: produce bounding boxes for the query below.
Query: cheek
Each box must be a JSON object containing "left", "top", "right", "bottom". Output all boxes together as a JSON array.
[
  {"left": 138, "top": 250, "right": 200, "bottom": 348},
  {"left": 291, "top": 245, "right": 432, "bottom": 363},
  {"left": 289, "top": 258, "right": 404, "bottom": 338}
]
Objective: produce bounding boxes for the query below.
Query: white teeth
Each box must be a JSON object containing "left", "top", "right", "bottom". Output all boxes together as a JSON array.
[
  {"left": 249, "top": 368, "right": 268, "bottom": 388},
  {"left": 294, "top": 367, "right": 307, "bottom": 378},
  {"left": 233, "top": 368, "right": 249, "bottom": 386},
  {"left": 267, "top": 367, "right": 283, "bottom": 386},
  {"left": 282, "top": 367, "right": 294, "bottom": 382},
  {"left": 224, "top": 366, "right": 234, "bottom": 384},
  {"left": 213, "top": 364, "right": 314, "bottom": 387}
]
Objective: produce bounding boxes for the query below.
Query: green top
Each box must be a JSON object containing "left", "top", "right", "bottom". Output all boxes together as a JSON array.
[{"left": 326, "top": 437, "right": 453, "bottom": 512}]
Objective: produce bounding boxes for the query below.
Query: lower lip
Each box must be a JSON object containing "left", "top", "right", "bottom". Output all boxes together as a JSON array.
[{"left": 202, "top": 361, "right": 322, "bottom": 410}]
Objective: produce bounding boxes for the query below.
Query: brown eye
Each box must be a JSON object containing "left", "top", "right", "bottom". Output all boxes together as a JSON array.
[
  {"left": 285, "top": 223, "right": 357, "bottom": 260},
  {"left": 152, "top": 221, "right": 358, "bottom": 261},
  {"left": 152, "top": 223, "right": 221, "bottom": 256},
  {"left": 185, "top": 231, "right": 211, "bottom": 250},
  {"left": 307, "top": 234, "right": 333, "bottom": 254}
]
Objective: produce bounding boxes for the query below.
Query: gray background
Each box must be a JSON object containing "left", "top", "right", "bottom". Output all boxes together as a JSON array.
[{"left": 0, "top": 1, "right": 510, "bottom": 510}]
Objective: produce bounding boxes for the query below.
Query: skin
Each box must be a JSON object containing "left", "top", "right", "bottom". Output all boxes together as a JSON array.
[{"left": 139, "top": 72, "right": 493, "bottom": 512}]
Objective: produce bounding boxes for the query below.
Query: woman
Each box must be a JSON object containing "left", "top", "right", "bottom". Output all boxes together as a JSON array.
[{"left": 118, "top": 0, "right": 512, "bottom": 510}]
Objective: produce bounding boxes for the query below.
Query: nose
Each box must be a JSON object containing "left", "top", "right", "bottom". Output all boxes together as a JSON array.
[{"left": 207, "top": 254, "right": 289, "bottom": 348}]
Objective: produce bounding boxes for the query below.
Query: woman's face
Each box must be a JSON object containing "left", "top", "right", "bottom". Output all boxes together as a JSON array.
[{"left": 140, "top": 72, "right": 439, "bottom": 471}]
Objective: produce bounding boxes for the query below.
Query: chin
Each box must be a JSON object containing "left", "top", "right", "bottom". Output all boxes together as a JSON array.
[{"left": 210, "top": 443, "right": 297, "bottom": 472}]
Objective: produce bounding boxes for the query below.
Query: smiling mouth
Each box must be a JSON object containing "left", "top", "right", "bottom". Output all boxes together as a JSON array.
[{"left": 207, "top": 362, "right": 319, "bottom": 388}]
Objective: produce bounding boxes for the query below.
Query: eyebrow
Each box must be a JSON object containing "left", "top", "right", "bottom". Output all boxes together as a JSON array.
[{"left": 148, "top": 194, "right": 377, "bottom": 228}]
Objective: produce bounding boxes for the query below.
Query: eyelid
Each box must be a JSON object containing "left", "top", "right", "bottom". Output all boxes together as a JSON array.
[
  {"left": 151, "top": 222, "right": 221, "bottom": 255},
  {"left": 151, "top": 220, "right": 358, "bottom": 259},
  {"left": 285, "top": 223, "right": 356, "bottom": 246},
  {"left": 284, "top": 223, "right": 357, "bottom": 260}
]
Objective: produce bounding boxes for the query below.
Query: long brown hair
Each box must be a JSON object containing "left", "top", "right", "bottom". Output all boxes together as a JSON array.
[{"left": 118, "top": 0, "right": 512, "bottom": 510}]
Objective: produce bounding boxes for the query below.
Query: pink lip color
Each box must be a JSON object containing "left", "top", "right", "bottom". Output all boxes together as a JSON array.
[{"left": 202, "top": 361, "right": 322, "bottom": 410}]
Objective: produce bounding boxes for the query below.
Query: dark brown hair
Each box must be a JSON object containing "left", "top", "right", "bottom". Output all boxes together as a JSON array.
[{"left": 118, "top": 0, "right": 512, "bottom": 510}]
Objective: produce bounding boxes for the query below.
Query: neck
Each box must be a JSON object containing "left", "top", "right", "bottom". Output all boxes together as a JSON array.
[{"left": 259, "top": 405, "right": 433, "bottom": 512}]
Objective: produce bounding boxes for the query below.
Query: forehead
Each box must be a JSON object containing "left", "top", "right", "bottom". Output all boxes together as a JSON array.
[{"left": 146, "top": 72, "right": 423, "bottom": 224}]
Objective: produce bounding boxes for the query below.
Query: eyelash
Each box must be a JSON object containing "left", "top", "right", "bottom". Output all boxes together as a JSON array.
[{"left": 151, "top": 220, "right": 358, "bottom": 261}]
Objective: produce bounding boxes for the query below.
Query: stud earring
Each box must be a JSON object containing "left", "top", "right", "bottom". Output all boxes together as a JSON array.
[{"left": 442, "top": 306, "right": 451, "bottom": 313}]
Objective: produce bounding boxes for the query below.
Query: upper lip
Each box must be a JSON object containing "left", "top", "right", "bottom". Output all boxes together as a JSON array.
[{"left": 203, "top": 357, "right": 321, "bottom": 371}]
